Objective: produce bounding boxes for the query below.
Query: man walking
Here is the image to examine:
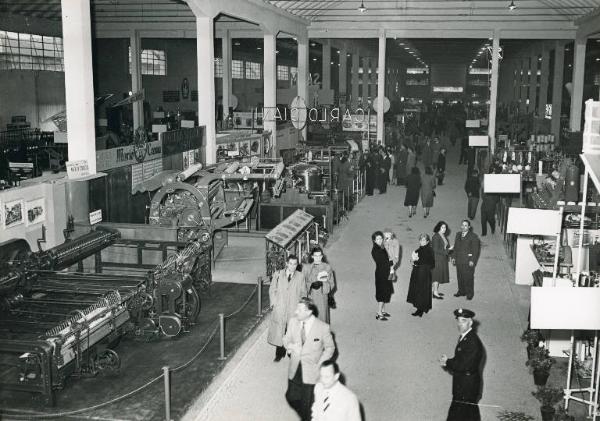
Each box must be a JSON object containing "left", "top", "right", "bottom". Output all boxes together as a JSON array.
[
  {"left": 268, "top": 254, "right": 307, "bottom": 362},
  {"left": 311, "top": 360, "right": 361, "bottom": 421},
  {"left": 284, "top": 298, "right": 336, "bottom": 421},
  {"left": 480, "top": 192, "right": 499, "bottom": 236},
  {"left": 452, "top": 220, "right": 481, "bottom": 300},
  {"left": 439, "top": 308, "right": 484, "bottom": 421}
]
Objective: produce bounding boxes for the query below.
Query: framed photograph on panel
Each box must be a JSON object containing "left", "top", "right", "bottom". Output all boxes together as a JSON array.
[
  {"left": 25, "top": 198, "right": 45, "bottom": 226},
  {"left": 469, "top": 135, "right": 488, "bottom": 147},
  {"left": 484, "top": 174, "right": 521, "bottom": 193},
  {"left": 4, "top": 199, "right": 24, "bottom": 229}
]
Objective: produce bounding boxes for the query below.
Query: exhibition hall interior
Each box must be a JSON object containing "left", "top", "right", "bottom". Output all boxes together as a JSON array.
[{"left": 2, "top": 1, "right": 600, "bottom": 420}]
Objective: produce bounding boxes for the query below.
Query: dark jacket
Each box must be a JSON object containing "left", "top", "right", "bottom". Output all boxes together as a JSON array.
[
  {"left": 481, "top": 193, "right": 499, "bottom": 214},
  {"left": 445, "top": 329, "right": 484, "bottom": 402},
  {"left": 464, "top": 176, "right": 480, "bottom": 199},
  {"left": 453, "top": 231, "right": 481, "bottom": 266}
]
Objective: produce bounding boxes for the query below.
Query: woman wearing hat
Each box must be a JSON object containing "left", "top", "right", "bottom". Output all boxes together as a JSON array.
[
  {"left": 406, "top": 233, "right": 435, "bottom": 317},
  {"left": 371, "top": 231, "right": 393, "bottom": 321}
]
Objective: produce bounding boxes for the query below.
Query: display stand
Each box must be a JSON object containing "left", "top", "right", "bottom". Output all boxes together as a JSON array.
[{"left": 562, "top": 100, "right": 600, "bottom": 419}]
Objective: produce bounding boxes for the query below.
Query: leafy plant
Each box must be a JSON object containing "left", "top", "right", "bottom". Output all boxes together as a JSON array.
[
  {"left": 526, "top": 347, "right": 555, "bottom": 373},
  {"left": 496, "top": 410, "right": 534, "bottom": 421},
  {"left": 553, "top": 406, "right": 574, "bottom": 421},
  {"left": 531, "top": 386, "right": 564, "bottom": 408},
  {"left": 520, "top": 328, "right": 543, "bottom": 346}
]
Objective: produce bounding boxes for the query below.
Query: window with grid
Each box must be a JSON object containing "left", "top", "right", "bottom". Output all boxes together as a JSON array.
[
  {"left": 232, "top": 59, "right": 244, "bottom": 79},
  {"left": 214, "top": 57, "right": 223, "bottom": 78},
  {"left": 128, "top": 47, "right": 167, "bottom": 75},
  {"left": 0, "top": 31, "right": 63, "bottom": 71},
  {"left": 246, "top": 61, "right": 261, "bottom": 80},
  {"left": 277, "top": 65, "right": 289, "bottom": 80}
]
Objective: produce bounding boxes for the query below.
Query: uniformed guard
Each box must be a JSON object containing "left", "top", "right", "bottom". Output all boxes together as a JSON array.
[{"left": 439, "top": 308, "right": 484, "bottom": 421}]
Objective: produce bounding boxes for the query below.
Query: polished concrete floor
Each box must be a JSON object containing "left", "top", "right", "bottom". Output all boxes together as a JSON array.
[{"left": 184, "top": 145, "right": 554, "bottom": 421}]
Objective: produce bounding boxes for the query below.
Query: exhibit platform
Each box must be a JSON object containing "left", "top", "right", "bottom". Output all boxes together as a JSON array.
[{"left": 0, "top": 282, "right": 270, "bottom": 421}]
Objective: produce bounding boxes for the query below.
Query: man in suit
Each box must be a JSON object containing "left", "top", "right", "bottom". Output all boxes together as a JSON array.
[
  {"left": 283, "top": 297, "right": 336, "bottom": 421},
  {"left": 268, "top": 254, "right": 307, "bottom": 362},
  {"left": 452, "top": 220, "right": 481, "bottom": 300},
  {"left": 311, "top": 360, "right": 361, "bottom": 421},
  {"left": 439, "top": 308, "right": 484, "bottom": 421}
]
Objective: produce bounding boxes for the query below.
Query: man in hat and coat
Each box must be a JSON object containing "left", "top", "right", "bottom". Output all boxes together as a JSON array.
[
  {"left": 268, "top": 254, "right": 307, "bottom": 361},
  {"left": 439, "top": 308, "right": 484, "bottom": 421}
]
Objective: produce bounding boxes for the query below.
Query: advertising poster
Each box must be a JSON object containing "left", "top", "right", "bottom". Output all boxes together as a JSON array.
[
  {"left": 4, "top": 199, "right": 24, "bottom": 229},
  {"left": 26, "top": 198, "right": 45, "bottom": 226}
]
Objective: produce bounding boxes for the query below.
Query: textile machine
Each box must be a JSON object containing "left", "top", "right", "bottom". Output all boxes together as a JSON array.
[{"left": 0, "top": 225, "right": 208, "bottom": 404}]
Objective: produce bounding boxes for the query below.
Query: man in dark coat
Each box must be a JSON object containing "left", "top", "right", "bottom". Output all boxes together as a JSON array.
[
  {"left": 480, "top": 192, "right": 499, "bottom": 236},
  {"left": 440, "top": 308, "right": 484, "bottom": 421},
  {"left": 365, "top": 150, "right": 377, "bottom": 196},
  {"left": 452, "top": 220, "right": 481, "bottom": 300}
]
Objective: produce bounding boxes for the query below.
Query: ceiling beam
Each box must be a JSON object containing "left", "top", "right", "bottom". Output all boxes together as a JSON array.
[{"left": 575, "top": 7, "right": 600, "bottom": 39}]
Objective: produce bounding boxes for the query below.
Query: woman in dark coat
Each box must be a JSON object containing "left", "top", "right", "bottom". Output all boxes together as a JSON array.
[
  {"left": 404, "top": 166, "right": 422, "bottom": 218},
  {"left": 371, "top": 231, "right": 393, "bottom": 321},
  {"left": 421, "top": 166, "right": 436, "bottom": 218},
  {"left": 431, "top": 221, "right": 451, "bottom": 299},
  {"left": 406, "top": 233, "right": 435, "bottom": 317},
  {"left": 396, "top": 144, "right": 408, "bottom": 186},
  {"left": 378, "top": 149, "right": 391, "bottom": 193}
]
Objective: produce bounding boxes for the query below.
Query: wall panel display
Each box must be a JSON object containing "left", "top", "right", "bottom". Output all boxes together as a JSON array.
[
  {"left": 4, "top": 199, "right": 24, "bottom": 229},
  {"left": 25, "top": 198, "right": 45, "bottom": 226}
]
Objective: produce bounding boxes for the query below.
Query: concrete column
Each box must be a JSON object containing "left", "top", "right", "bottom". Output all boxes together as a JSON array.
[
  {"left": 551, "top": 42, "right": 565, "bottom": 140},
  {"left": 376, "top": 30, "right": 386, "bottom": 145},
  {"left": 339, "top": 45, "right": 347, "bottom": 109},
  {"left": 196, "top": 16, "right": 216, "bottom": 164},
  {"left": 61, "top": 0, "right": 97, "bottom": 173},
  {"left": 130, "top": 29, "right": 144, "bottom": 131},
  {"left": 222, "top": 30, "right": 232, "bottom": 121},
  {"left": 298, "top": 35, "right": 309, "bottom": 141},
  {"left": 362, "top": 56, "right": 369, "bottom": 105},
  {"left": 322, "top": 39, "right": 331, "bottom": 91},
  {"left": 263, "top": 32, "right": 277, "bottom": 157},
  {"left": 570, "top": 37, "right": 587, "bottom": 132},
  {"left": 351, "top": 53, "right": 359, "bottom": 109},
  {"left": 529, "top": 47, "right": 538, "bottom": 115},
  {"left": 538, "top": 44, "right": 550, "bottom": 119},
  {"left": 488, "top": 32, "right": 500, "bottom": 153}
]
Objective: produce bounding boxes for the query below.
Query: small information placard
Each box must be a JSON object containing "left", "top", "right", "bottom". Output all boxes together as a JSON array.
[
  {"left": 89, "top": 209, "right": 102, "bottom": 225},
  {"left": 465, "top": 119, "right": 480, "bottom": 128},
  {"left": 66, "top": 160, "right": 90, "bottom": 179}
]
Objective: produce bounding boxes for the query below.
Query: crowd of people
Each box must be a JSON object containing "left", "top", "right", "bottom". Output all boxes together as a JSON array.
[{"left": 267, "top": 128, "right": 493, "bottom": 421}]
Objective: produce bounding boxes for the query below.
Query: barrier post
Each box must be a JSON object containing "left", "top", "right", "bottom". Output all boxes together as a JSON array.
[
  {"left": 257, "top": 276, "right": 263, "bottom": 317},
  {"left": 218, "top": 313, "right": 226, "bottom": 360},
  {"left": 163, "top": 366, "right": 172, "bottom": 421}
]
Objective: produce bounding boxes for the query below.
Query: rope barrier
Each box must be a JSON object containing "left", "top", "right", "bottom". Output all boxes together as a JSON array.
[{"left": 0, "top": 284, "right": 262, "bottom": 419}]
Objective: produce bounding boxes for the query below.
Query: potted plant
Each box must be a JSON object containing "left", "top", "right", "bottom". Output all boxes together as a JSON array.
[
  {"left": 553, "top": 406, "right": 575, "bottom": 421},
  {"left": 526, "top": 346, "right": 555, "bottom": 386},
  {"left": 520, "top": 328, "right": 543, "bottom": 359},
  {"left": 531, "top": 386, "right": 564, "bottom": 421}
]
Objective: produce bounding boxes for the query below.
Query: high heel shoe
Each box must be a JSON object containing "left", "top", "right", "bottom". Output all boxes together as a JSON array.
[
  {"left": 432, "top": 294, "right": 443, "bottom": 300},
  {"left": 382, "top": 312, "right": 391, "bottom": 317},
  {"left": 376, "top": 314, "right": 388, "bottom": 321},
  {"left": 411, "top": 310, "right": 423, "bottom": 317}
]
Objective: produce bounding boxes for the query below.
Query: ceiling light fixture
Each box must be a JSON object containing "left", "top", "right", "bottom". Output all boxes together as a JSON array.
[
  {"left": 508, "top": 1, "right": 516, "bottom": 11},
  {"left": 358, "top": 1, "right": 367, "bottom": 13}
]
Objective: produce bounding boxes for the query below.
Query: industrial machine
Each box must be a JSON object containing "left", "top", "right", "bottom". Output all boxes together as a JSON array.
[{"left": 0, "top": 224, "right": 210, "bottom": 405}]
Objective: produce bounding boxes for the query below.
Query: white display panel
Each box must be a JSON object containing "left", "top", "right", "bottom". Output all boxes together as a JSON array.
[
  {"left": 181, "top": 120, "right": 195, "bottom": 128},
  {"left": 531, "top": 287, "right": 600, "bottom": 330},
  {"left": 466, "top": 119, "right": 480, "bottom": 128},
  {"left": 506, "top": 208, "right": 561, "bottom": 235},
  {"left": 469, "top": 135, "right": 489, "bottom": 147},
  {"left": 484, "top": 174, "right": 521, "bottom": 193}
]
